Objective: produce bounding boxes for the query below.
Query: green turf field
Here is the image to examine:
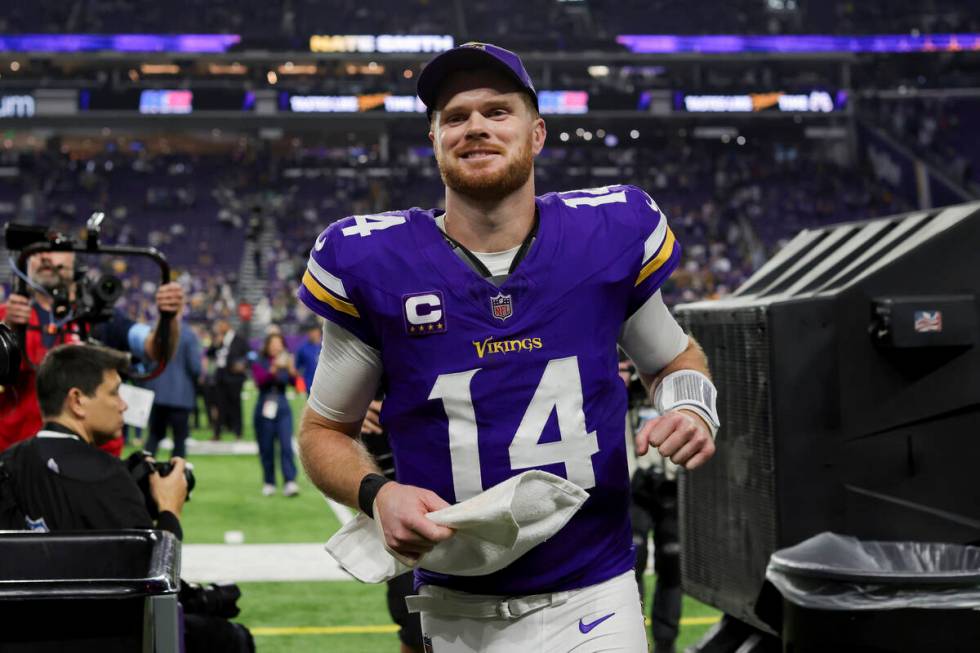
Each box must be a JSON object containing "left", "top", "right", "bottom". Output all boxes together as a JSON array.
[
  {"left": 180, "top": 454, "right": 339, "bottom": 544},
  {"left": 140, "top": 387, "right": 720, "bottom": 652}
]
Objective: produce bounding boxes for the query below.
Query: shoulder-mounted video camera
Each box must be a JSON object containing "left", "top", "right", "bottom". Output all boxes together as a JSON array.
[{"left": 0, "top": 212, "right": 174, "bottom": 385}]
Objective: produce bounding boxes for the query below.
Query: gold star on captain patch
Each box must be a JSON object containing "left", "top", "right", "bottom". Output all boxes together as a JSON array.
[
  {"left": 436, "top": 323, "right": 443, "bottom": 329},
  {"left": 427, "top": 324, "right": 434, "bottom": 331},
  {"left": 409, "top": 326, "right": 416, "bottom": 332}
]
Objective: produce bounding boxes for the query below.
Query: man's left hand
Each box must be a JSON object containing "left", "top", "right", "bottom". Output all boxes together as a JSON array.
[
  {"left": 150, "top": 457, "right": 189, "bottom": 517},
  {"left": 155, "top": 282, "right": 184, "bottom": 316},
  {"left": 635, "top": 410, "right": 715, "bottom": 470}
]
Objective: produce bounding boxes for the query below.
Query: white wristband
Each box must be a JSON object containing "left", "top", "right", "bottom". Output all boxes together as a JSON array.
[{"left": 654, "top": 370, "right": 720, "bottom": 439}]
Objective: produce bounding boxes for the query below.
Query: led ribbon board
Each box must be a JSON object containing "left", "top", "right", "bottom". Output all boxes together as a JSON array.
[
  {"left": 309, "top": 35, "right": 454, "bottom": 53},
  {"left": 538, "top": 91, "right": 589, "bottom": 115},
  {"left": 617, "top": 34, "right": 980, "bottom": 54},
  {"left": 676, "top": 90, "right": 848, "bottom": 113},
  {"left": 0, "top": 34, "right": 240, "bottom": 53},
  {"left": 139, "top": 90, "right": 193, "bottom": 114}
]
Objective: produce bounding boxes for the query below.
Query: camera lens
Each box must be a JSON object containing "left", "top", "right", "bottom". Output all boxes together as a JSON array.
[{"left": 94, "top": 274, "right": 123, "bottom": 303}]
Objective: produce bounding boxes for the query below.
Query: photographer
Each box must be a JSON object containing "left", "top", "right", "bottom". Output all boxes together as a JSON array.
[
  {"left": 0, "top": 249, "right": 184, "bottom": 455},
  {"left": 0, "top": 344, "right": 254, "bottom": 653},
  {"left": 0, "top": 344, "right": 186, "bottom": 536}
]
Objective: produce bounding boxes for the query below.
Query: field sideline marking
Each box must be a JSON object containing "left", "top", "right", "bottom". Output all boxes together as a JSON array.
[
  {"left": 251, "top": 616, "right": 721, "bottom": 636},
  {"left": 325, "top": 496, "right": 355, "bottom": 524}
]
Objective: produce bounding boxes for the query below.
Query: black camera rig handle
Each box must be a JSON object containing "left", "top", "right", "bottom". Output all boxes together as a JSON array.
[{"left": 8, "top": 217, "right": 175, "bottom": 382}]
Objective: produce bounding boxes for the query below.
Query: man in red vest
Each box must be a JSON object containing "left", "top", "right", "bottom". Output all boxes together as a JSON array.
[{"left": 0, "top": 249, "right": 183, "bottom": 455}]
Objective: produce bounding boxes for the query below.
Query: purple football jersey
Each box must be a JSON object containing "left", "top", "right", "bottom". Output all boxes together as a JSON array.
[{"left": 298, "top": 184, "right": 681, "bottom": 595}]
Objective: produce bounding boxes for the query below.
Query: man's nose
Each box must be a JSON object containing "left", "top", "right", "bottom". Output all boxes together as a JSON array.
[{"left": 463, "top": 112, "right": 491, "bottom": 137}]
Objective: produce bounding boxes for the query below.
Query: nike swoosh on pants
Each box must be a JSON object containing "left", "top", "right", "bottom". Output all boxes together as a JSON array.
[{"left": 578, "top": 612, "right": 616, "bottom": 634}]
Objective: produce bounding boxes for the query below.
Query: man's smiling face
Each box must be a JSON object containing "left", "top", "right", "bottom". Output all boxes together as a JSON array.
[{"left": 430, "top": 69, "right": 545, "bottom": 202}]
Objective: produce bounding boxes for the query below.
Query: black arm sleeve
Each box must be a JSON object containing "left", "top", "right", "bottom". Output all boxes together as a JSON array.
[{"left": 94, "top": 468, "right": 156, "bottom": 529}]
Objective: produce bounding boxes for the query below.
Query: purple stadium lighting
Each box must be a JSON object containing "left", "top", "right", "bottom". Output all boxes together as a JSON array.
[
  {"left": 0, "top": 34, "right": 241, "bottom": 53},
  {"left": 616, "top": 34, "right": 980, "bottom": 54}
]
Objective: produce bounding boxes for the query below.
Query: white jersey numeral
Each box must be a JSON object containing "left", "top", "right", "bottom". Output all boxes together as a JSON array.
[
  {"left": 559, "top": 186, "right": 629, "bottom": 209},
  {"left": 508, "top": 357, "right": 598, "bottom": 489},
  {"left": 341, "top": 213, "right": 407, "bottom": 238},
  {"left": 429, "top": 356, "right": 598, "bottom": 500},
  {"left": 428, "top": 369, "right": 484, "bottom": 500}
]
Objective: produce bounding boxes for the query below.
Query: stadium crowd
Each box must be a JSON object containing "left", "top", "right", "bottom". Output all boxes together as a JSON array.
[
  {"left": 868, "top": 95, "right": 979, "bottom": 191},
  {"left": 0, "top": 132, "right": 910, "bottom": 327}
]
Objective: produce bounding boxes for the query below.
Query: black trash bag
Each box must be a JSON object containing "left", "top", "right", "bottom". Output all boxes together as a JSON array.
[{"left": 766, "top": 532, "right": 980, "bottom": 611}]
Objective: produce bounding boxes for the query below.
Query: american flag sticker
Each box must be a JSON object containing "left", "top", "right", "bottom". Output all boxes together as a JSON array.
[{"left": 914, "top": 310, "right": 942, "bottom": 333}]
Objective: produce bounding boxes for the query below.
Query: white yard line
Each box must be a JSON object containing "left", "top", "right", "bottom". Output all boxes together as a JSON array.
[
  {"left": 150, "top": 438, "right": 259, "bottom": 455},
  {"left": 181, "top": 543, "right": 354, "bottom": 582},
  {"left": 181, "top": 541, "right": 657, "bottom": 585},
  {"left": 181, "top": 500, "right": 357, "bottom": 582}
]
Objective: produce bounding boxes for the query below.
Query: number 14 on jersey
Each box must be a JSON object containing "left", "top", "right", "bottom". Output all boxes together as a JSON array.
[{"left": 429, "top": 356, "right": 599, "bottom": 501}]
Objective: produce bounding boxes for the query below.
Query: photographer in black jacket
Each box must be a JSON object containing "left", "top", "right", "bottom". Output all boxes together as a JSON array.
[
  {"left": 0, "top": 343, "right": 254, "bottom": 653},
  {"left": 1, "top": 343, "right": 187, "bottom": 536}
]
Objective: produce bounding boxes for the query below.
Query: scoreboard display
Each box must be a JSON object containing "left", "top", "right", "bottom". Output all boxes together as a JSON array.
[{"left": 78, "top": 89, "right": 255, "bottom": 113}]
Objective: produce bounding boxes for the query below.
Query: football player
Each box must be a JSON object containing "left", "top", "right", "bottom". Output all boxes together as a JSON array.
[{"left": 297, "top": 42, "right": 719, "bottom": 652}]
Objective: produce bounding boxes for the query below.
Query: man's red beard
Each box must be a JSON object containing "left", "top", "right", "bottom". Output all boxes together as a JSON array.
[{"left": 437, "top": 138, "right": 534, "bottom": 202}]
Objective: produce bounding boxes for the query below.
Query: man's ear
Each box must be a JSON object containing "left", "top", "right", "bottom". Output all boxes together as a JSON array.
[
  {"left": 531, "top": 117, "right": 547, "bottom": 156},
  {"left": 65, "top": 387, "right": 87, "bottom": 420}
]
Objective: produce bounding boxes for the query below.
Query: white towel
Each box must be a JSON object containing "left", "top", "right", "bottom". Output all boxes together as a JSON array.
[{"left": 325, "top": 470, "right": 589, "bottom": 583}]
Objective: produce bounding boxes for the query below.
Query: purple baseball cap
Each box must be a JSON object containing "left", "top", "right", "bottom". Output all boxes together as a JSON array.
[{"left": 417, "top": 41, "right": 538, "bottom": 115}]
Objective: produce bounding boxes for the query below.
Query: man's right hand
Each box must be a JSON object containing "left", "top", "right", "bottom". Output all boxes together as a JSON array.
[
  {"left": 2, "top": 294, "right": 30, "bottom": 327},
  {"left": 149, "top": 457, "right": 189, "bottom": 517},
  {"left": 374, "top": 481, "right": 455, "bottom": 560}
]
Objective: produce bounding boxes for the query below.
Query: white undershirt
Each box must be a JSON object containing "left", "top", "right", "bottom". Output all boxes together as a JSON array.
[
  {"left": 436, "top": 213, "right": 521, "bottom": 278},
  {"left": 470, "top": 246, "right": 522, "bottom": 277},
  {"left": 308, "top": 245, "right": 688, "bottom": 424}
]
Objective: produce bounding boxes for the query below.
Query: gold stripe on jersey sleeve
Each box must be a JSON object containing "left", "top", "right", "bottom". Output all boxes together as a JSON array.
[
  {"left": 302, "top": 270, "right": 360, "bottom": 318},
  {"left": 635, "top": 228, "right": 677, "bottom": 287}
]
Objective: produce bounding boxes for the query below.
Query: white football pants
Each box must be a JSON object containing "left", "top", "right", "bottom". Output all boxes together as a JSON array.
[{"left": 409, "top": 571, "right": 648, "bottom": 652}]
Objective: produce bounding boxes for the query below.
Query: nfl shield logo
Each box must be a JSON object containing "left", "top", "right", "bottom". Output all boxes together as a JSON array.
[{"left": 490, "top": 293, "right": 513, "bottom": 321}]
